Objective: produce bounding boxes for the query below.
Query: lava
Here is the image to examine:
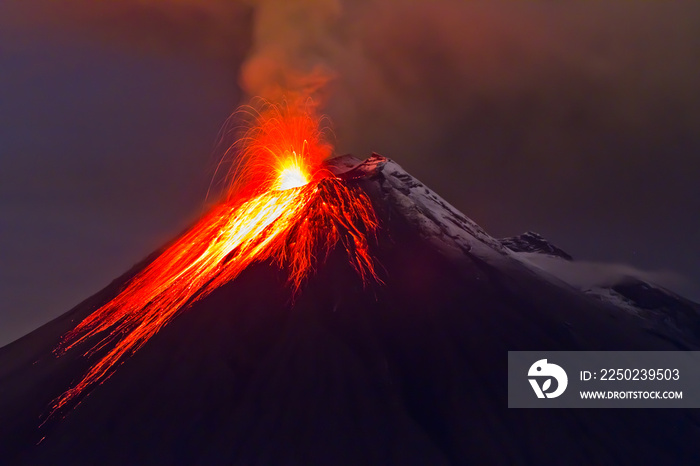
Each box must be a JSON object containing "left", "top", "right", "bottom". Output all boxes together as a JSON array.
[{"left": 51, "top": 102, "right": 379, "bottom": 414}]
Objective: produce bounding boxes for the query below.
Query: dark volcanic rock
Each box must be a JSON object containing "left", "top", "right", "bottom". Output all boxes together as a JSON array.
[
  {"left": 1, "top": 154, "right": 699, "bottom": 465},
  {"left": 610, "top": 278, "right": 700, "bottom": 347},
  {"left": 500, "top": 231, "right": 573, "bottom": 260}
]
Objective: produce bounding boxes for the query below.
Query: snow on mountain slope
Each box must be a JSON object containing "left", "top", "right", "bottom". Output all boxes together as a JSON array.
[
  {"left": 351, "top": 154, "right": 700, "bottom": 348},
  {"left": 501, "top": 229, "right": 700, "bottom": 348}
]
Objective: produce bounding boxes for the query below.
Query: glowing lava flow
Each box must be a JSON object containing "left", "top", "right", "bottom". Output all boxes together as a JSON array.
[{"left": 51, "top": 103, "right": 379, "bottom": 414}]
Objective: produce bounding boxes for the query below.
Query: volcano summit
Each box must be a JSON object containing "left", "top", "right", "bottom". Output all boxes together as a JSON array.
[{"left": 1, "top": 154, "right": 699, "bottom": 465}]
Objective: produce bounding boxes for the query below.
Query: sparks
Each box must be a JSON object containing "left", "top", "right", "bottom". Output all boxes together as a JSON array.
[{"left": 51, "top": 101, "right": 379, "bottom": 415}]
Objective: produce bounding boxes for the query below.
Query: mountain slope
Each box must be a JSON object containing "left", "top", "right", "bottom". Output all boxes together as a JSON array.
[{"left": 1, "top": 154, "right": 699, "bottom": 465}]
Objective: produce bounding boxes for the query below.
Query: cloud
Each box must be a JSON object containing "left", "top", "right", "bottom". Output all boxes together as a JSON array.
[
  {"left": 514, "top": 251, "right": 689, "bottom": 295},
  {"left": 325, "top": 1, "right": 700, "bottom": 166}
]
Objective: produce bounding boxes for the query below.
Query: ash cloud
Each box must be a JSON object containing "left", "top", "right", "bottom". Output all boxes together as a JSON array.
[
  {"left": 330, "top": 1, "right": 700, "bottom": 161},
  {"left": 239, "top": 0, "right": 343, "bottom": 103}
]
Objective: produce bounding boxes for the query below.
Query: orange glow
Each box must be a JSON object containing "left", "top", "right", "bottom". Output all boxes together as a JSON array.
[
  {"left": 51, "top": 102, "right": 378, "bottom": 415},
  {"left": 223, "top": 100, "right": 331, "bottom": 199}
]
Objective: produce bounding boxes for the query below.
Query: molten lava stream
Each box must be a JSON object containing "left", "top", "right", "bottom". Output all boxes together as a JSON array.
[{"left": 51, "top": 105, "right": 379, "bottom": 414}]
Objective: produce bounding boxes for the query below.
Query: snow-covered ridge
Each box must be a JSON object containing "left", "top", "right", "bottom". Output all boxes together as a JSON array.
[
  {"left": 336, "top": 153, "right": 700, "bottom": 346},
  {"left": 342, "top": 153, "right": 506, "bottom": 258}
]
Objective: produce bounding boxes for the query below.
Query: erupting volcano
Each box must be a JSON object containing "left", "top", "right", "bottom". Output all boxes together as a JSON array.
[{"left": 51, "top": 102, "right": 379, "bottom": 414}]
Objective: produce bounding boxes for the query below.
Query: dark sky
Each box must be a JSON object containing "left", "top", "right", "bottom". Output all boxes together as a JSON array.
[{"left": 1, "top": 0, "right": 699, "bottom": 346}]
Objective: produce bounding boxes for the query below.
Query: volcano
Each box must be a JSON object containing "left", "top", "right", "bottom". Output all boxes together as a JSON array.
[{"left": 1, "top": 154, "right": 699, "bottom": 465}]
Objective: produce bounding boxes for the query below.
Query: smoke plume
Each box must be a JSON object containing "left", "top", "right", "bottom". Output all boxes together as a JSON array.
[{"left": 239, "top": 0, "right": 343, "bottom": 104}]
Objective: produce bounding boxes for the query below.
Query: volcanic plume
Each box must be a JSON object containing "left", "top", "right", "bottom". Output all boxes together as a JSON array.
[{"left": 2, "top": 133, "right": 700, "bottom": 463}]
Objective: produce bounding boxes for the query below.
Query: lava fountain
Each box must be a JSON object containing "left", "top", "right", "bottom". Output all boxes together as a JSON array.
[{"left": 50, "top": 102, "right": 379, "bottom": 415}]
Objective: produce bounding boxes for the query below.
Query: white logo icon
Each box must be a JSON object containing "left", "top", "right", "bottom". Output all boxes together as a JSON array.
[{"left": 528, "top": 359, "right": 568, "bottom": 398}]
